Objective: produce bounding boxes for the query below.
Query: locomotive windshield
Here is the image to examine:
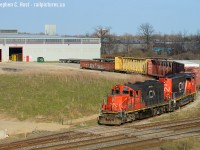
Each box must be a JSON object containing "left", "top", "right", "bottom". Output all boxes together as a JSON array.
[
  {"left": 112, "top": 87, "right": 120, "bottom": 95},
  {"left": 123, "top": 87, "right": 129, "bottom": 94}
]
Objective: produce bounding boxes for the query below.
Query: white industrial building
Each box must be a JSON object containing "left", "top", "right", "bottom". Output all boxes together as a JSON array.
[{"left": 0, "top": 30, "right": 101, "bottom": 62}]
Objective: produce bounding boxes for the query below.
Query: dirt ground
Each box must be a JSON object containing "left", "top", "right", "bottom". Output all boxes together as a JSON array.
[{"left": 0, "top": 62, "right": 199, "bottom": 139}]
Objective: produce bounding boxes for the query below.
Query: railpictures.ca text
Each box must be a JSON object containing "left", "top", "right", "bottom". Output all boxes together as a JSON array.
[{"left": 0, "top": 2, "right": 66, "bottom": 8}]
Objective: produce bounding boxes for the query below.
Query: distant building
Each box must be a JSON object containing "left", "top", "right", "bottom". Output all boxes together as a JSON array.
[
  {"left": 0, "top": 32, "right": 101, "bottom": 62},
  {"left": 0, "top": 29, "right": 18, "bottom": 34},
  {"left": 153, "top": 43, "right": 172, "bottom": 55},
  {"left": 45, "top": 25, "right": 56, "bottom": 35}
]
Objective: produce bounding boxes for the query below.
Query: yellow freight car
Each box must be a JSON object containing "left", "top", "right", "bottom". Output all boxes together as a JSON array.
[{"left": 115, "top": 57, "right": 149, "bottom": 74}]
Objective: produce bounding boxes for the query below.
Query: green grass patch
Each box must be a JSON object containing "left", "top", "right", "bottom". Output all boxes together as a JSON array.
[
  {"left": 0, "top": 71, "right": 139, "bottom": 122},
  {"left": 160, "top": 137, "right": 200, "bottom": 150}
]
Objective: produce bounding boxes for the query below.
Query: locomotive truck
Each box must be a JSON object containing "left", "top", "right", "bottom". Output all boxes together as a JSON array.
[{"left": 98, "top": 73, "right": 196, "bottom": 125}]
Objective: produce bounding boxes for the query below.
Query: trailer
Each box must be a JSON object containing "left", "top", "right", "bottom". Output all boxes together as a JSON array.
[{"left": 59, "top": 59, "right": 81, "bottom": 63}]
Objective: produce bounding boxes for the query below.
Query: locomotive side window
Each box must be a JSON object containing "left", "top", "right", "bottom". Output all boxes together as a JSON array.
[
  {"left": 116, "top": 88, "right": 120, "bottom": 94},
  {"left": 136, "top": 91, "right": 139, "bottom": 97},
  {"left": 123, "top": 87, "right": 129, "bottom": 94},
  {"left": 112, "top": 87, "right": 120, "bottom": 95},
  {"left": 130, "top": 90, "right": 133, "bottom": 97}
]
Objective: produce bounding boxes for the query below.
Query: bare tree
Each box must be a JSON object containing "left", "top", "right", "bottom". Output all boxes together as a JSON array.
[
  {"left": 94, "top": 26, "right": 114, "bottom": 55},
  {"left": 94, "top": 26, "right": 111, "bottom": 42},
  {"left": 138, "top": 23, "right": 154, "bottom": 50}
]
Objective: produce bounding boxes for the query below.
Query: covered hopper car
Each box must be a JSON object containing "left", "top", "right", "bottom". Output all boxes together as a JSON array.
[{"left": 98, "top": 73, "right": 196, "bottom": 125}]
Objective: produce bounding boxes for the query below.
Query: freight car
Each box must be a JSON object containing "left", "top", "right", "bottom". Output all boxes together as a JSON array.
[
  {"left": 98, "top": 73, "right": 196, "bottom": 125},
  {"left": 115, "top": 57, "right": 185, "bottom": 77},
  {"left": 80, "top": 59, "right": 115, "bottom": 71},
  {"left": 185, "top": 67, "right": 200, "bottom": 88},
  {"left": 80, "top": 57, "right": 185, "bottom": 77},
  {"left": 115, "top": 57, "right": 148, "bottom": 74}
]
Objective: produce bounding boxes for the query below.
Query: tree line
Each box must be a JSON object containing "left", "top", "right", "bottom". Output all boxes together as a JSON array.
[{"left": 81, "top": 23, "right": 200, "bottom": 59}]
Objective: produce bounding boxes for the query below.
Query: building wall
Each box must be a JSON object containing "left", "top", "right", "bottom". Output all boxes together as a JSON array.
[
  {"left": 0, "top": 37, "right": 101, "bottom": 62},
  {"left": 0, "top": 43, "right": 101, "bottom": 62}
]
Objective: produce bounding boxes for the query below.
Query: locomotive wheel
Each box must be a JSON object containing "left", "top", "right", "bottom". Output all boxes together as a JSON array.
[
  {"left": 159, "top": 107, "right": 164, "bottom": 114},
  {"left": 153, "top": 109, "right": 157, "bottom": 116},
  {"left": 176, "top": 102, "right": 181, "bottom": 110},
  {"left": 126, "top": 113, "right": 136, "bottom": 122}
]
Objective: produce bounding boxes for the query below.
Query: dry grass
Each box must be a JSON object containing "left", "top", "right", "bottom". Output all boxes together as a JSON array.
[
  {"left": 160, "top": 137, "right": 200, "bottom": 150},
  {"left": 0, "top": 70, "right": 148, "bottom": 123}
]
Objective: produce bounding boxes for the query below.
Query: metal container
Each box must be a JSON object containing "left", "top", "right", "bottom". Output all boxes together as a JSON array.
[
  {"left": 37, "top": 57, "right": 44, "bottom": 62},
  {"left": 114, "top": 57, "right": 123, "bottom": 71},
  {"left": 148, "top": 60, "right": 184, "bottom": 77},
  {"left": 173, "top": 60, "right": 200, "bottom": 67},
  {"left": 80, "top": 60, "right": 115, "bottom": 71},
  {"left": 11, "top": 54, "right": 17, "bottom": 61},
  {"left": 185, "top": 67, "right": 200, "bottom": 87},
  {"left": 172, "top": 61, "right": 185, "bottom": 74},
  {"left": 115, "top": 57, "right": 148, "bottom": 74},
  {"left": 147, "top": 60, "right": 173, "bottom": 77}
]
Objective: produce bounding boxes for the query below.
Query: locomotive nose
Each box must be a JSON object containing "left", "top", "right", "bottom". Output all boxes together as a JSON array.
[{"left": 107, "top": 96, "right": 123, "bottom": 111}]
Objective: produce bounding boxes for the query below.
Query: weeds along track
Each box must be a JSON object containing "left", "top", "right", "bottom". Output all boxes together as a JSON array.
[{"left": 0, "top": 117, "right": 200, "bottom": 150}]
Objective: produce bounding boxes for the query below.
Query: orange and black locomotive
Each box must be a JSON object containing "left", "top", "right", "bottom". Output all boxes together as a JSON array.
[{"left": 98, "top": 73, "right": 196, "bottom": 125}]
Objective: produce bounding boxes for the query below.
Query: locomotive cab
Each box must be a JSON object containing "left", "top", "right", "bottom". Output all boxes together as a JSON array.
[
  {"left": 102, "top": 85, "right": 134, "bottom": 112},
  {"left": 98, "top": 80, "right": 165, "bottom": 125},
  {"left": 99, "top": 84, "right": 144, "bottom": 125}
]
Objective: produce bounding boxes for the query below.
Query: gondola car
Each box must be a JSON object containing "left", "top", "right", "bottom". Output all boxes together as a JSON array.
[{"left": 80, "top": 59, "right": 115, "bottom": 71}]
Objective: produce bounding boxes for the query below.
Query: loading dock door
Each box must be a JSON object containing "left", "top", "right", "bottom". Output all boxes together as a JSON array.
[{"left": 9, "top": 47, "right": 23, "bottom": 61}]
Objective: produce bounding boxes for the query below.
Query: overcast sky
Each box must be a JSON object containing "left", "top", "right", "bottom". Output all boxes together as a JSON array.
[{"left": 0, "top": 0, "right": 199, "bottom": 35}]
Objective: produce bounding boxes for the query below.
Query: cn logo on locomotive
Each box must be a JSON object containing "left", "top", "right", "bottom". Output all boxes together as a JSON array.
[{"left": 179, "top": 82, "right": 184, "bottom": 91}]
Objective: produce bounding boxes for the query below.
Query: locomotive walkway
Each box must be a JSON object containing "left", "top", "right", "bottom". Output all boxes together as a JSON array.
[{"left": 0, "top": 117, "right": 200, "bottom": 150}]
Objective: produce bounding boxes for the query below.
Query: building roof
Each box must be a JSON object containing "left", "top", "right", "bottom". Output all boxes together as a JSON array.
[{"left": 0, "top": 34, "right": 83, "bottom": 39}]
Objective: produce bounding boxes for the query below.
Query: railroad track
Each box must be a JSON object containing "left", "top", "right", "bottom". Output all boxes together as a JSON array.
[{"left": 0, "top": 117, "right": 199, "bottom": 150}]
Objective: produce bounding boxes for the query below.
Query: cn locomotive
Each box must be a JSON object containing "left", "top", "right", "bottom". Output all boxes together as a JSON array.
[{"left": 98, "top": 73, "right": 197, "bottom": 125}]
